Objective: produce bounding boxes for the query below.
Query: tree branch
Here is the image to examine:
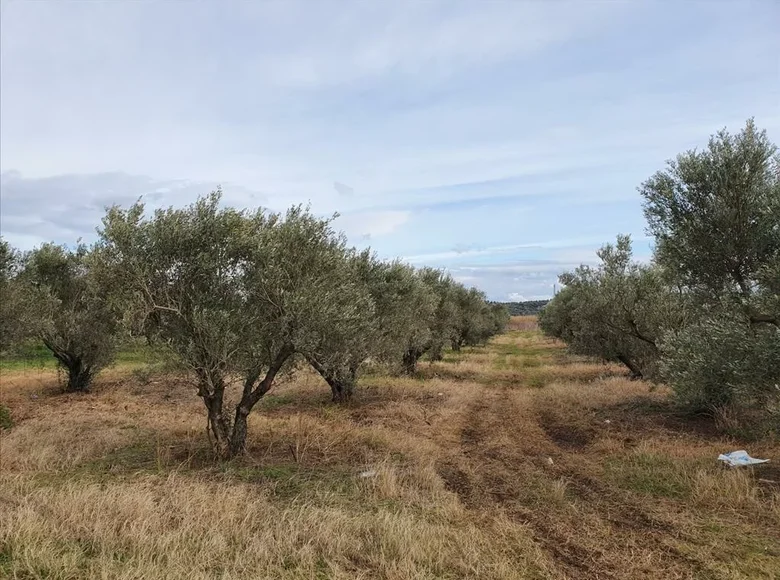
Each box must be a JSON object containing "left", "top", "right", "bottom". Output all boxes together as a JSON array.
[
  {"left": 749, "top": 313, "right": 779, "bottom": 327},
  {"left": 246, "top": 344, "right": 295, "bottom": 408}
]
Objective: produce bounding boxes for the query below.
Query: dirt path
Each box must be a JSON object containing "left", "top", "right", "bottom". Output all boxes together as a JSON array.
[{"left": 435, "top": 386, "right": 714, "bottom": 580}]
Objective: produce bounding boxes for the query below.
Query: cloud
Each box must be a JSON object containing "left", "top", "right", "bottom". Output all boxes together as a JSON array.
[
  {"left": 507, "top": 293, "right": 551, "bottom": 302},
  {"left": 1, "top": 0, "right": 778, "bottom": 298},
  {"left": 333, "top": 181, "right": 355, "bottom": 196},
  {"left": 334, "top": 210, "right": 411, "bottom": 241},
  {"left": 401, "top": 237, "right": 628, "bottom": 264},
  {"left": 0, "top": 171, "right": 266, "bottom": 249}
]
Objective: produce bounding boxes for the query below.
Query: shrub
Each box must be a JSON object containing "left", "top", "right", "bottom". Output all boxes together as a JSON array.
[{"left": 661, "top": 314, "right": 780, "bottom": 418}]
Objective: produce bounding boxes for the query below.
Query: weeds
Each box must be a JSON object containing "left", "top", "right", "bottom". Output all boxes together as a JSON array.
[{"left": 0, "top": 404, "right": 12, "bottom": 430}]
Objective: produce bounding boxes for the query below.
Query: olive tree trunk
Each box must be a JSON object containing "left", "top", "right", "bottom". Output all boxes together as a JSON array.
[
  {"left": 307, "top": 357, "right": 357, "bottom": 403},
  {"left": 402, "top": 348, "right": 425, "bottom": 375},
  {"left": 197, "top": 345, "right": 294, "bottom": 459},
  {"left": 616, "top": 353, "right": 643, "bottom": 380},
  {"left": 43, "top": 340, "right": 95, "bottom": 392}
]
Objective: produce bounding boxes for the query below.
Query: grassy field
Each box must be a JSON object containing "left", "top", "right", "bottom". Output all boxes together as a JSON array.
[{"left": 1, "top": 316, "right": 778, "bottom": 579}]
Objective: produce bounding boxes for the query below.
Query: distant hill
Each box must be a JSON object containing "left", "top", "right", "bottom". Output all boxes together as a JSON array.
[{"left": 498, "top": 300, "right": 550, "bottom": 316}]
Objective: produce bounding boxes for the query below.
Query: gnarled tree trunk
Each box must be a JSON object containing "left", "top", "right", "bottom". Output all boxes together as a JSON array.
[
  {"left": 306, "top": 357, "right": 357, "bottom": 403},
  {"left": 195, "top": 368, "right": 232, "bottom": 456},
  {"left": 43, "top": 340, "right": 95, "bottom": 392},
  {"left": 616, "top": 353, "right": 643, "bottom": 380},
  {"left": 197, "top": 346, "right": 294, "bottom": 459},
  {"left": 402, "top": 348, "right": 424, "bottom": 375},
  {"left": 194, "top": 344, "right": 294, "bottom": 459}
]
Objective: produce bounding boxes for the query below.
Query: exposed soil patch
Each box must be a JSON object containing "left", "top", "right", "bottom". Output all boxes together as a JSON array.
[
  {"left": 431, "top": 386, "right": 730, "bottom": 579},
  {"left": 539, "top": 417, "right": 595, "bottom": 449},
  {"left": 597, "top": 398, "right": 723, "bottom": 440},
  {"left": 436, "top": 461, "right": 473, "bottom": 504}
]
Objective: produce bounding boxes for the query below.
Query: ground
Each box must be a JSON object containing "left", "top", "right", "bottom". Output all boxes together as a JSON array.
[{"left": 1, "top": 317, "right": 778, "bottom": 579}]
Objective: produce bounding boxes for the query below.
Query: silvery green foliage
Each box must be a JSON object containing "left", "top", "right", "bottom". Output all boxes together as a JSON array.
[
  {"left": 0, "top": 239, "right": 35, "bottom": 353},
  {"left": 21, "top": 243, "right": 120, "bottom": 391},
  {"left": 302, "top": 249, "right": 381, "bottom": 401},
  {"left": 97, "top": 191, "right": 373, "bottom": 456},
  {"left": 362, "top": 259, "right": 437, "bottom": 374},
  {"left": 451, "top": 286, "right": 487, "bottom": 350},
  {"left": 490, "top": 303, "right": 512, "bottom": 335},
  {"left": 451, "top": 288, "right": 509, "bottom": 350},
  {"left": 641, "top": 120, "right": 780, "bottom": 418},
  {"left": 640, "top": 118, "right": 780, "bottom": 327},
  {"left": 539, "top": 235, "right": 688, "bottom": 379},
  {"left": 0, "top": 239, "right": 55, "bottom": 355},
  {"left": 416, "top": 267, "right": 460, "bottom": 364},
  {"left": 660, "top": 314, "right": 780, "bottom": 418}
]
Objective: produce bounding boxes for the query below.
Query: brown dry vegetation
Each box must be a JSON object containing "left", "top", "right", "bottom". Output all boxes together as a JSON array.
[{"left": 1, "top": 317, "right": 778, "bottom": 579}]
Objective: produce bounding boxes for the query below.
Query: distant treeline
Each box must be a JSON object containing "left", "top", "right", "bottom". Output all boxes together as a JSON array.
[{"left": 496, "top": 300, "right": 550, "bottom": 316}]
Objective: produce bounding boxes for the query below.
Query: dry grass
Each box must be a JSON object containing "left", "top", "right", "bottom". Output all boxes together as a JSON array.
[
  {"left": 507, "top": 315, "right": 539, "bottom": 332},
  {"left": 1, "top": 315, "right": 778, "bottom": 579}
]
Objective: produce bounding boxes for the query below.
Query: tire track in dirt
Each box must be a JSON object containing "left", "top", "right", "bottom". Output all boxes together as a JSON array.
[{"left": 435, "top": 386, "right": 713, "bottom": 580}]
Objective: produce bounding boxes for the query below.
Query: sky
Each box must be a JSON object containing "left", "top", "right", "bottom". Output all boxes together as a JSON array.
[{"left": 1, "top": 0, "right": 778, "bottom": 301}]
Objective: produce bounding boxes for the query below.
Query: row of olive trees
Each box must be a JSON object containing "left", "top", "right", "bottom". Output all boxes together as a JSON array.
[
  {"left": 1, "top": 194, "right": 508, "bottom": 457},
  {"left": 539, "top": 119, "right": 780, "bottom": 425}
]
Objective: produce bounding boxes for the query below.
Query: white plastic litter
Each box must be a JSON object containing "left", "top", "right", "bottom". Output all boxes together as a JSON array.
[
  {"left": 359, "top": 470, "right": 378, "bottom": 478},
  {"left": 717, "top": 450, "right": 770, "bottom": 467}
]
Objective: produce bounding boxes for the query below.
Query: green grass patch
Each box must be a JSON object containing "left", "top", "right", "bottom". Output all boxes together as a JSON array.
[
  {"left": 0, "top": 545, "right": 12, "bottom": 575},
  {"left": 114, "top": 343, "right": 163, "bottom": 367},
  {"left": 0, "top": 339, "right": 166, "bottom": 372},
  {"left": 442, "top": 351, "right": 465, "bottom": 363},
  {"left": 79, "top": 438, "right": 158, "bottom": 474},
  {"left": 258, "top": 393, "right": 297, "bottom": 410},
  {"left": 0, "top": 404, "right": 13, "bottom": 430},
  {"left": 605, "top": 452, "right": 696, "bottom": 499},
  {"left": 0, "top": 341, "right": 55, "bottom": 371},
  {"left": 493, "top": 355, "right": 509, "bottom": 370},
  {"left": 506, "top": 356, "right": 543, "bottom": 369},
  {"left": 220, "top": 462, "right": 358, "bottom": 502},
  {"left": 503, "top": 330, "right": 538, "bottom": 340},
  {"left": 524, "top": 371, "right": 549, "bottom": 388},
  {"left": 491, "top": 343, "right": 522, "bottom": 356}
]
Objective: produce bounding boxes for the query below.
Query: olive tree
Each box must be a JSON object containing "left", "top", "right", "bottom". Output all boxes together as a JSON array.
[
  {"left": 0, "top": 239, "right": 40, "bottom": 353},
  {"left": 539, "top": 236, "right": 687, "bottom": 379},
  {"left": 20, "top": 243, "right": 120, "bottom": 392},
  {"left": 367, "top": 260, "right": 437, "bottom": 375},
  {"left": 451, "top": 287, "right": 508, "bottom": 350},
  {"left": 305, "top": 253, "right": 443, "bottom": 396},
  {"left": 415, "top": 268, "right": 458, "bottom": 364},
  {"left": 538, "top": 285, "right": 577, "bottom": 344},
  {"left": 298, "top": 248, "right": 378, "bottom": 403},
  {"left": 641, "top": 119, "right": 780, "bottom": 415},
  {"left": 488, "top": 302, "right": 511, "bottom": 336},
  {"left": 97, "top": 192, "right": 372, "bottom": 457}
]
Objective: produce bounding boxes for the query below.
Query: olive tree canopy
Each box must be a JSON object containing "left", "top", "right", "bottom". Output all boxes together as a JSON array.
[
  {"left": 97, "top": 191, "right": 373, "bottom": 457},
  {"left": 0, "top": 239, "right": 38, "bottom": 353},
  {"left": 20, "top": 243, "right": 120, "bottom": 392},
  {"left": 540, "top": 236, "right": 687, "bottom": 379},
  {"left": 640, "top": 118, "right": 780, "bottom": 327}
]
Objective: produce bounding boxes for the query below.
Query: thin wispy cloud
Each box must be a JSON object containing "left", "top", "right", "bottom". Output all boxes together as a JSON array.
[{"left": 1, "top": 0, "right": 777, "bottom": 299}]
